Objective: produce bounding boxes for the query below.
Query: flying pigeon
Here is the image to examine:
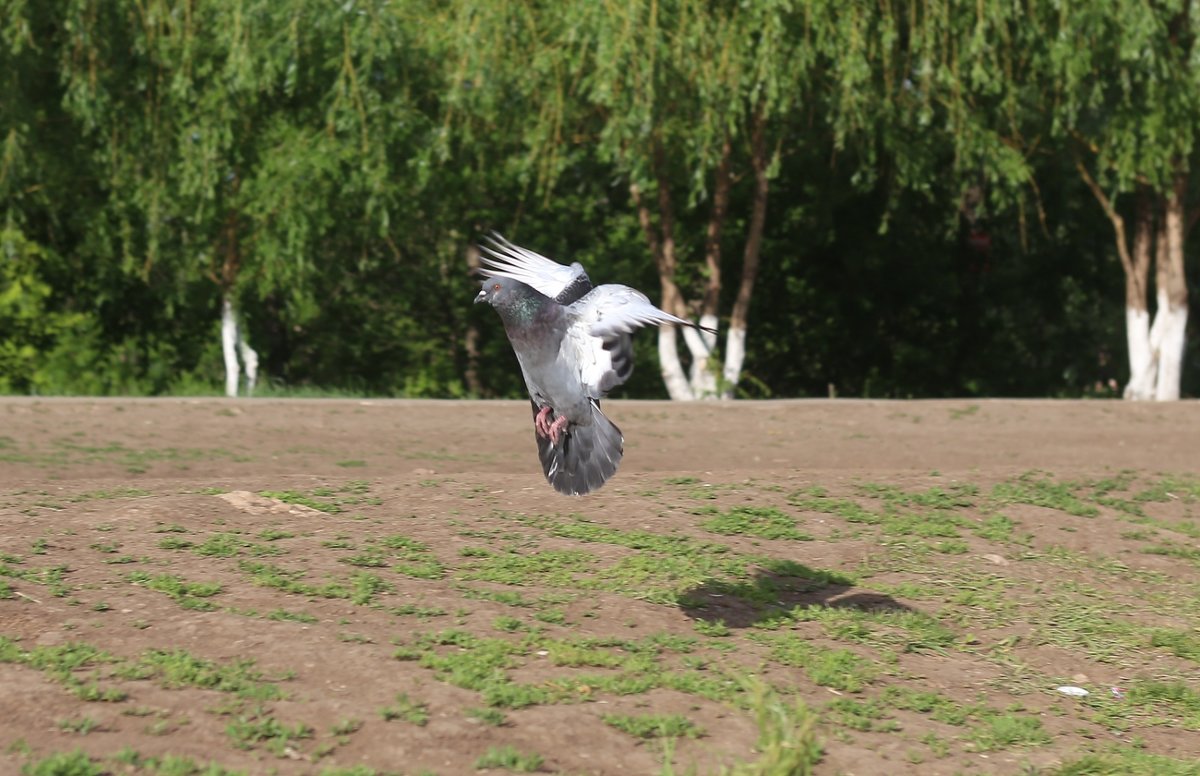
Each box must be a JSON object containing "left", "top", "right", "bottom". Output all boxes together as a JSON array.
[{"left": 474, "top": 234, "right": 712, "bottom": 496}]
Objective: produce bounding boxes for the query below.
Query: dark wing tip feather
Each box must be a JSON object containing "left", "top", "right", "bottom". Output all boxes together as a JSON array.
[{"left": 598, "top": 334, "right": 634, "bottom": 393}]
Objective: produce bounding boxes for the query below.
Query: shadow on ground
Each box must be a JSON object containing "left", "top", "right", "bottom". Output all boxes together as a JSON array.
[{"left": 679, "top": 566, "right": 913, "bottom": 628}]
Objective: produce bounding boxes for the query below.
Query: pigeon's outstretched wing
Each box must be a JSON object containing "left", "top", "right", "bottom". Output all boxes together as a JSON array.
[
  {"left": 564, "top": 284, "right": 703, "bottom": 398},
  {"left": 479, "top": 233, "right": 593, "bottom": 305},
  {"left": 572, "top": 285, "right": 700, "bottom": 337}
]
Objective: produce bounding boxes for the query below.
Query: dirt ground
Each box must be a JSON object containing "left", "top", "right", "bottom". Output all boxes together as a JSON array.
[{"left": 1, "top": 398, "right": 1198, "bottom": 775}]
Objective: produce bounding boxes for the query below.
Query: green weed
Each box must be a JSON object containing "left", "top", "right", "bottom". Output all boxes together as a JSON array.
[
  {"left": 266, "top": 609, "right": 319, "bottom": 624},
  {"left": 1052, "top": 746, "right": 1200, "bottom": 775},
  {"left": 57, "top": 716, "right": 100, "bottom": 734},
  {"left": 719, "top": 681, "right": 821, "bottom": 775},
  {"left": 124, "top": 571, "right": 222, "bottom": 610},
  {"left": 701, "top": 506, "right": 812, "bottom": 541},
  {"left": 380, "top": 692, "right": 429, "bottom": 725},
  {"left": 466, "top": 707, "right": 508, "bottom": 726},
  {"left": 754, "top": 633, "right": 876, "bottom": 692},
  {"left": 968, "top": 713, "right": 1051, "bottom": 751},
  {"left": 130, "top": 648, "right": 285, "bottom": 700},
  {"left": 992, "top": 473, "right": 1098, "bottom": 517},
  {"left": 21, "top": 750, "right": 103, "bottom": 776},
  {"left": 602, "top": 712, "right": 703, "bottom": 739},
  {"left": 226, "top": 713, "right": 313, "bottom": 754},
  {"left": 473, "top": 745, "right": 544, "bottom": 772}
]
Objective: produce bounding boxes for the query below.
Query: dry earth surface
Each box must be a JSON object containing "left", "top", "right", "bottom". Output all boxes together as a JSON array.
[{"left": 1, "top": 398, "right": 1199, "bottom": 776}]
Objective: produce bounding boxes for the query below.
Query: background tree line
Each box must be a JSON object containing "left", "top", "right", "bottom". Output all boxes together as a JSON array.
[{"left": 2, "top": 0, "right": 1197, "bottom": 399}]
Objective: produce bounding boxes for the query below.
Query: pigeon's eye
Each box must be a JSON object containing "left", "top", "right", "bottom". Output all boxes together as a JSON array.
[{"left": 492, "top": 283, "right": 501, "bottom": 291}]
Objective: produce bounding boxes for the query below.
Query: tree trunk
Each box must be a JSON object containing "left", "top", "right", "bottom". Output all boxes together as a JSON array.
[
  {"left": 216, "top": 203, "right": 258, "bottom": 398},
  {"left": 631, "top": 177, "right": 701, "bottom": 400},
  {"left": 655, "top": 163, "right": 718, "bottom": 399},
  {"left": 221, "top": 295, "right": 241, "bottom": 398},
  {"left": 238, "top": 332, "right": 259, "bottom": 395},
  {"left": 1075, "top": 159, "right": 1188, "bottom": 401},
  {"left": 657, "top": 326, "right": 694, "bottom": 400},
  {"left": 463, "top": 244, "right": 483, "bottom": 396},
  {"left": 688, "top": 137, "right": 733, "bottom": 398},
  {"left": 1154, "top": 172, "right": 1189, "bottom": 400},
  {"left": 722, "top": 108, "right": 769, "bottom": 399},
  {"left": 1124, "top": 187, "right": 1155, "bottom": 400},
  {"left": 220, "top": 294, "right": 259, "bottom": 397}
]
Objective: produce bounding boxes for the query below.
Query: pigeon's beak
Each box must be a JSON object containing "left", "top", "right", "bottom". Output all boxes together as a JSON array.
[{"left": 473, "top": 288, "right": 487, "bottom": 305}]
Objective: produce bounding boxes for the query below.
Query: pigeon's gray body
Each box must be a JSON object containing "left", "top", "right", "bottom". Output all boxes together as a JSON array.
[{"left": 474, "top": 235, "right": 702, "bottom": 496}]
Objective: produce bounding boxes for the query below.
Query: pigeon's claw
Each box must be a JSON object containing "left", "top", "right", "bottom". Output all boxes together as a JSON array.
[
  {"left": 548, "top": 415, "right": 570, "bottom": 446},
  {"left": 534, "top": 406, "right": 554, "bottom": 439}
]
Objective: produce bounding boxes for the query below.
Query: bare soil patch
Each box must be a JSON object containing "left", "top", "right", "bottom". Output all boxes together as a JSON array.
[{"left": 1, "top": 398, "right": 1198, "bottom": 775}]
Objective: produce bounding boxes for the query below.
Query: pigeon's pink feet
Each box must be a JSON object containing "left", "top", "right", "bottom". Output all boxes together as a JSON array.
[
  {"left": 534, "top": 406, "right": 554, "bottom": 439},
  {"left": 547, "top": 415, "right": 570, "bottom": 446}
]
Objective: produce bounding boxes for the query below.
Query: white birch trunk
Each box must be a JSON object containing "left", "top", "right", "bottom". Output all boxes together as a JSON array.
[
  {"left": 221, "top": 293, "right": 259, "bottom": 397},
  {"left": 238, "top": 338, "right": 259, "bottom": 395},
  {"left": 1124, "top": 306, "right": 1155, "bottom": 400},
  {"left": 221, "top": 296, "right": 241, "bottom": 398},
  {"left": 721, "top": 325, "right": 748, "bottom": 399},
  {"left": 1156, "top": 177, "right": 1188, "bottom": 401},
  {"left": 658, "top": 326, "right": 694, "bottom": 400},
  {"left": 1155, "top": 298, "right": 1188, "bottom": 401}
]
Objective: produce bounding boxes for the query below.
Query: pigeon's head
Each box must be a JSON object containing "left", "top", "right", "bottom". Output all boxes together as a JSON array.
[
  {"left": 474, "top": 275, "right": 524, "bottom": 309},
  {"left": 475, "top": 275, "right": 546, "bottom": 329}
]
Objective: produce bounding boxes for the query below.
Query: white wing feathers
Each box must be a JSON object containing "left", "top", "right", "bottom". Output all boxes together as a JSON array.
[
  {"left": 564, "top": 284, "right": 696, "bottom": 398},
  {"left": 478, "top": 233, "right": 589, "bottom": 301},
  {"left": 569, "top": 285, "right": 696, "bottom": 339}
]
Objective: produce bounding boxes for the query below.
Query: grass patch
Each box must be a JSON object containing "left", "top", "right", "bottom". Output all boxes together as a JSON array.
[
  {"left": 753, "top": 634, "right": 876, "bottom": 692},
  {"left": 238, "top": 561, "right": 391, "bottom": 605},
  {"left": 266, "top": 608, "right": 319, "bottom": 624},
  {"left": 722, "top": 681, "right": 821, "bottom": 775},
  {"left": 226, "top": 713, "right": 313, "bottom": 754},
  {"left": 967, "top": 713, "right": 1052, "bottom": 751},
  {"left": 466, "top": 707, "right": 508, "bottom": 726},
  {"left": 992, "top": 472, "right": 1098, "bottom": 517},
  {"left": 124, "top": 571, "right": 222, "bottom": 610},
  {"left": 602, "top": 712, "right": 702, "bottom": 739},
  {"left": 0, "top": 637, "right": 126, "bottom": 702},
  {"left": 21, "top": 750, "right": 103, "bottom": 776},
  {"left": 128, "top": 648, "right": 285, "bottom": 700},
  {"left": 380, "top": 692, "right": 429, "bottom": 725},
  {"left": 474, "top": 745, "right": 544, "bottom": 772},
  {"left": 701, "top": 506, "right": 812, "bottom": 541},
  {"left": 1052, "top": 747, "right": 1200, "bottom": 775}
]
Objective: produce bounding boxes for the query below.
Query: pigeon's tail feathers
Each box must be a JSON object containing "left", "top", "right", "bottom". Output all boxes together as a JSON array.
[{"left": 536, "top": 401, "right": 624, "bottom": 496}]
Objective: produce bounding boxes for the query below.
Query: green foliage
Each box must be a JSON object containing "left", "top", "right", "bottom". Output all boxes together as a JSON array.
[
  {"left": 0, "top": 231, "right": 84, "bottom": 393},
  {"left": 1, "top": 0, "right": 1197, "bottom": 397}
]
